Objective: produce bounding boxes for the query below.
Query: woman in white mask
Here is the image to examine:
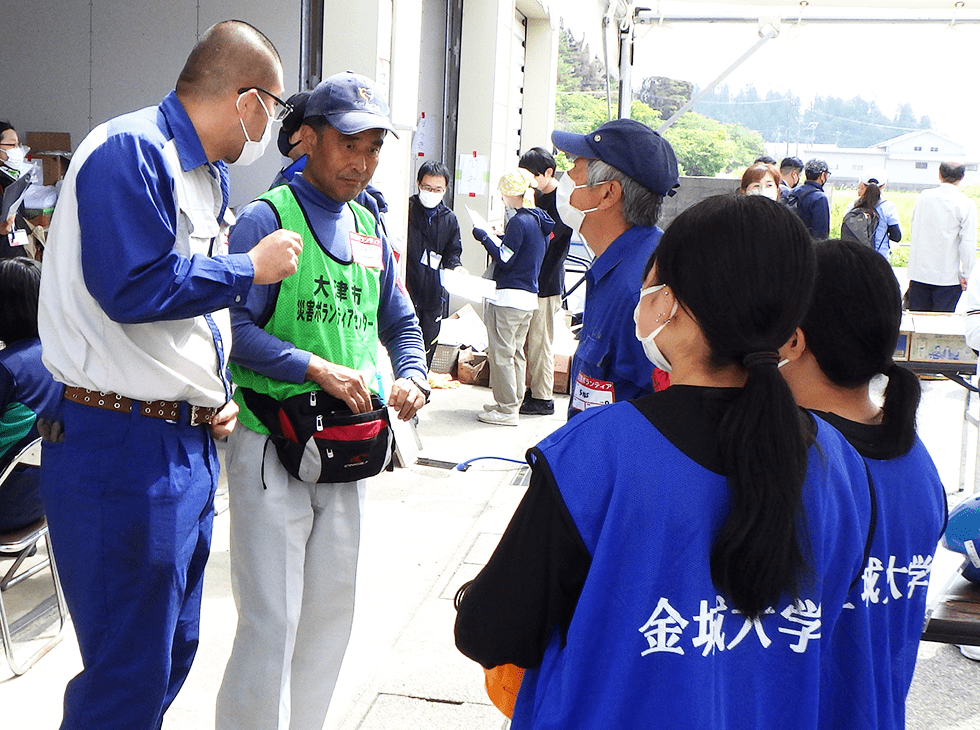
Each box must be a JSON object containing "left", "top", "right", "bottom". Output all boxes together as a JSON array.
[
  {"left": 456, "top": 194, "right": 874, "bottom": 729},
  {"left": 739, "top": 162, "right": 781, "bottom": 201}
]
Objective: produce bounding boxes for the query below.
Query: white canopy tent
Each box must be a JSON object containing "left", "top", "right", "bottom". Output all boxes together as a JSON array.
[{"left": 587, "top": 0, "right": 980, "bottom": 136}]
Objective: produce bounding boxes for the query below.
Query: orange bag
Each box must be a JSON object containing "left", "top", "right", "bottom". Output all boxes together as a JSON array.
[{"left": 483, "top": 664, "right": 525, "bottom": 718}]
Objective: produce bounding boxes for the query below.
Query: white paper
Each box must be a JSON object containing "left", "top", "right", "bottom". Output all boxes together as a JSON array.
[
  {"left": 457, "top": 154, "right": 488, "bottom": 196},
  {"left": 441, "top": 267, "right": 497, "bottom": 303},
  {"left": 464, "top": 206, "right": 510, "bottom": 263},
  {"left": 464, "top": 206, "right": 496, "bottom": 239}
]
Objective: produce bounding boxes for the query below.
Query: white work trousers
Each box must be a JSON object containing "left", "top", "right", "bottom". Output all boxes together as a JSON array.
[{"left": 216, "top": 424, "right": 366, "bottom": 730}]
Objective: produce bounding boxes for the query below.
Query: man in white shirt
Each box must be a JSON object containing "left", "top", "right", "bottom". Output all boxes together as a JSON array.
[{"left": 907, "top": 162, "right": 978, "bottom": 311}]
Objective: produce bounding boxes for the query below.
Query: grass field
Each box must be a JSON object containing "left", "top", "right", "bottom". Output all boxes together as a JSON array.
[{"left": 829, "top": 185, "right": 980, "bottom": 268}]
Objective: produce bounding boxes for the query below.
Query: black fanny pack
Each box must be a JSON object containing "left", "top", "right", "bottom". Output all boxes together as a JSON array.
[{"left": 241, "top": 387, "right": 393, "bottom": 484}]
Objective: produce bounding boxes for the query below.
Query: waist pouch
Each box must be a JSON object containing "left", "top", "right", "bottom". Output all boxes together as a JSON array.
[{"left": 241, "top": 387, "right": 392, "bottom": 483}]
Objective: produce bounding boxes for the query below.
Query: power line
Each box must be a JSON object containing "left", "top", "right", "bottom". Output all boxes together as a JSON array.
[
  {"left": 806, "top": 108, "right": 927, "bottom": 133},
  {"left": 694, "top": 97, "right": 797, "bottom": 106}
]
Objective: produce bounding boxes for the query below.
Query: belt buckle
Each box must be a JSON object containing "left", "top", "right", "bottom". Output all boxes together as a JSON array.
[{"left": 190, "top": 405, "right": 212, "bottom": 427}]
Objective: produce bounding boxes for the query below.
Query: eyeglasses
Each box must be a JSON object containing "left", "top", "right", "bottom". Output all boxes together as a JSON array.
[
  {"left": 419, "top": 184, "right": 445, "bottom": 194},
  {"left": 237, "top": 87, "right": 293, "bottom": 122}
]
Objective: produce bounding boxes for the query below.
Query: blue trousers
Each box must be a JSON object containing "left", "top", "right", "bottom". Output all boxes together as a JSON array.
[
  {"left": 0, "top": 467, "right": 45, "bottom": 531},
  {"left": 39, "top": 399, "right": 218, "bottom": 730}
]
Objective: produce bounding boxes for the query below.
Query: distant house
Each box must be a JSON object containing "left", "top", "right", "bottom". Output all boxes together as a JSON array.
[{"left": 767, "top": 129, "right": 979, "bottom": 189}]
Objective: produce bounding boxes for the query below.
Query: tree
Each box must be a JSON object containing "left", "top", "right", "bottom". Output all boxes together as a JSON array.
[
  {"left": 557, "top": 23, "right": 605, "bottom": 94},
  {"left": 693, "top": 82, "right": 932, "bottom": 148},
  {"left": 625, "top": 101, "right": 659, "bottom": 130},
  {"left": 662, "top": 113, "right": 734, "bottom": 177},
  {"left": 637, "top": 76, "right": 693, "bottom": 120},
  {"left": 555, "top": 93, "right": 609, "bottom": 134},
  {"left": 693, "top": 84, "right": 801, "bottom": 141},
  {"left": 725, "top": 123, "right": 767, "bottom": 173}
]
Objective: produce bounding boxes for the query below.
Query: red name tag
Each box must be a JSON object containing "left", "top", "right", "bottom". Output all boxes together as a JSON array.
[{"left": 572, "top": 372, "right": 615, "bottom": 412}]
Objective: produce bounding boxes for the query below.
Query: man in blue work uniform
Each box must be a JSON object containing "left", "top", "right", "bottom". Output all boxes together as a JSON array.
[
  {"left": 551, "top": 119, "right": 679, "bottom": 418},
  {"left": 215, "top": 72, "right": 429, "bottom": 730},
  {"left": 35, "top": 21, "right": 301, "bottom": 730}
]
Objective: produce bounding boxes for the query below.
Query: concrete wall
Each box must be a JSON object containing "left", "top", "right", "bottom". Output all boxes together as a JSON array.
[
  {"left": 454, "top": 0, "right": 516, "bottom": 274},
  {"left": 452, "top": 0, "right": 558, "bottom": 276},
  {"left": 319, "top": 0, "right": 424, "bottom": 254},
  {"left": 658, "top": 176, "right": 741, "bottom": 231},
  {"left": 414, "top": 0, "right": 452, "bottom": 180},
  {"left": 0, "top": 1, "right": 300, "bottom": 209},
  {"left": 3, "top": 0, "right": 559, "bottom": 260},
  {"left": 520, "top": 14, "right": 559, "bottom": 157}
]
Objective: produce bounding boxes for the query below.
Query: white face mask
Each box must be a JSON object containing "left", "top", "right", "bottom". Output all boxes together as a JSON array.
[
  {"left": 633, "top": 284, "right": 678, "bottom": 372},
  {"left": 555, "top": 173, "right": 602, "bottom": 236},
  {"left": 231, "top": 93, "right": 274, "bottom": 167},
  {"left": 747, "top": 186, "right": 779, "bottom": 201},
  {"left": 418, "top": 189, "right": 443, "bottom": 209},
  {"left": 2, "top": 146, "right": 27, "bottom": 167}
]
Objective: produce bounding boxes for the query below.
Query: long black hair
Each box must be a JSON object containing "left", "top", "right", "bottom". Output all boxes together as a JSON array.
[
  {"left": 854, "top": 181, "right": 881, "bottom": 212},
  {"left": 803, "top": 239, "right": 920, "bottom": 454},
  {"left": 0, "top": 257, "right": 41, "bottom": 344},
  {"left": 650, "top": 194, "right": 816, "bottom": 619}
]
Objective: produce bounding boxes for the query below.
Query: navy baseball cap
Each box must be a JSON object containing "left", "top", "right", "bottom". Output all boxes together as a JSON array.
[
  {"left": 805, "top": 159, "right": 830, "bottom": 175},
  {"left": 278, "top": 91, "right": 310, "bottom": 156},
  {"left": 305, "top": 71, "right": 398, "bottom": 139},
  {"left": 552, "top": 119, "right": 679, "bottom": 197}
]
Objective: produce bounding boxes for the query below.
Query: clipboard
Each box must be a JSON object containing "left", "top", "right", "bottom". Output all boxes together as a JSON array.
[{"left": 1, "top": 169, "right": 32, "bottom": 220}]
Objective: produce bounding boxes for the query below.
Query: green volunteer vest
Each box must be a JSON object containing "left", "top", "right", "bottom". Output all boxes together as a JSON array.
[{"left": 231, "top": 186, "right": 383, "bottom": 434}]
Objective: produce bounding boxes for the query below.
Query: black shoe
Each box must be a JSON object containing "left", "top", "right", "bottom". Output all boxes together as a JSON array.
[{"left": 520, "top": 396, "right": 555, "bottom": 415}]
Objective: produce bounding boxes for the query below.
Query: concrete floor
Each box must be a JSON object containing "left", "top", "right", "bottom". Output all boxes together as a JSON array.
[{"left": 2, "top": 375, "right": 980, "bottom": 729}]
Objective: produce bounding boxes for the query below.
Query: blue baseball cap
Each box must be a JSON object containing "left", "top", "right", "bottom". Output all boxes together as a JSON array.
[
  {"left": 944, "top": 492, "right": 980, "bottom": 583},
  {"left": 552, "top": 119, "right": 679, "bottom": 197},
  {"left": 305, "top": 71, "right": 398, "bottom": 139}
]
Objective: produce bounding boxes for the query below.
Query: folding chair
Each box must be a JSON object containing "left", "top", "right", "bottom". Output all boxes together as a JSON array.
[{"left": 0, "top": 438, "right": 68, "bottom": 675}]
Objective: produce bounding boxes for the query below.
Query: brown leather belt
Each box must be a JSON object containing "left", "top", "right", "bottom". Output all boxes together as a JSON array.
[{"left": 63, "top": 386, "right": 218, "bottom": 426}]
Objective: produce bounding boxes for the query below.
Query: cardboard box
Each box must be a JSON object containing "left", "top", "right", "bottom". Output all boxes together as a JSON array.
[
  {"left": 430, "top": 344, "right": 460, "bottom": 376},
  {"left": 25, "top": 131, "right": 71, "bottom": 186},
  {"left": 457, "top": 347, "right": 490, "bottom": 387},
  {"left": 908, "top": 312, "right": 977, "bottom": 365},
  {"left": 895, "top": 312, "right": 913, "bottom": 361},
  {"left": 25, "top": 132, "right": 70, "bottom": 153},
  {"left": 32, "top": 155, "right": 69, "bottom": 186},
  {"left": 553, "top": 353, "right": 571, "bottom": 394}
]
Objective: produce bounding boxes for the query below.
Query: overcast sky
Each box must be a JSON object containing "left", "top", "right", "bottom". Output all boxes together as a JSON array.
[{"left": 560, "top": 6, "right": 980, "bottom": 156}]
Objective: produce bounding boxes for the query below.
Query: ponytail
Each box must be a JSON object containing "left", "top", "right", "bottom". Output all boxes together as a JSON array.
[
  {"left": 651, "top": 194, "right": 816, "bottom": 620},
  {"left": 801, "top": 240, "right": 920, "bottom": 456},
  {"left": 712, "top": 355, "right": 810, "bottom": 618},
  {"left": 879, "top": 362, "right": 921, "bottom": 456}
]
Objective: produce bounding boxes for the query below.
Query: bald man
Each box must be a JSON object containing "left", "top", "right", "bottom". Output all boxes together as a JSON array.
[{"left": 36, "top": 20, "right": 301, "bottom": 729}]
